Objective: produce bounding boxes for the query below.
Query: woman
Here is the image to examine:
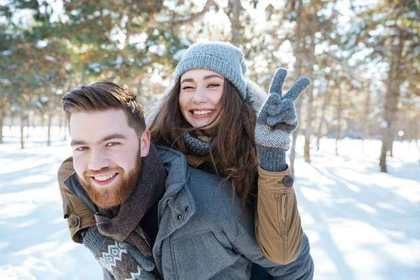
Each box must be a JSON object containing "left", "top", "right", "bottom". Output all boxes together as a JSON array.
[{"left": 58, "top": 41, "right": 313, "bottom": 279}]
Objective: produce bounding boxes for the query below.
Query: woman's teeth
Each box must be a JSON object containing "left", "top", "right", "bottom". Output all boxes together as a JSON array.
[{"left": 192, "top": 110, "right": 212, "bottom": 115}]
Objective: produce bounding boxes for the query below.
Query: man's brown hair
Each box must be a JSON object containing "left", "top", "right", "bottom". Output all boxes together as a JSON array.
[{"left": 63, "top": 81, "right": 146, "bottom": 135}]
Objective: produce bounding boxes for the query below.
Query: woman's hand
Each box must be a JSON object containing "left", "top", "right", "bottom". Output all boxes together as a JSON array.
[{"left": 255, "top": 68, "right": 310, "bottom": 171}]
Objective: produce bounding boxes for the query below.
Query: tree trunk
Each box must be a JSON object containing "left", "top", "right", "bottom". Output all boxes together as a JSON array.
[
  {"left": 47, "top": 112, "right": 52, "bottom": 146},
  {"left": 361, "top": 87, "right": 371, "bottom": 153},
  {"left": 0, "top": 110, "right": 4, "bottom": 144},
  {"left": 316, "top": 86, "right": 332, "bottom": 151},
  {"left": 58, "top": 111, "right": 67, "bottom": 141},
  {"left": 20, "top": 112, "right": 25, "bottom": 149},
  {"left": 290, "top": 97, "right": 303, "bottom": 176},
  {"left": 363, "top": 87, "right": 371, "bottom": 139},
  {"left": 335, "top": 87, "right": 343, "bottom": 156},
  {"left": 303, "top": 13, "right": 316, "bottom": 163},
  {"left": 379, "top": 137, "right": 389, "bottom": 172},
  {"left": 303, "top": 85, "right": 314, "bottom": 162},
  {"left": 228, "top": 0, "right": 242, "bottom": 46},
  {"left": 390, "top": 141, "right": 394, "bottom": 157},
  {"left": 288, "top": 0, "right": 316, "bottom": 165},
  {"left": 303, "top": 33, "right": 316, "bottom": 163},
  {"left": 289, "top": 0, "right": 304, "bottom": 176},
  {"left": 379, "top": 31, "right": 403, "bottom": 172},
  {"left": 415, "top": 121, "right": 420, "bottom": 166}
]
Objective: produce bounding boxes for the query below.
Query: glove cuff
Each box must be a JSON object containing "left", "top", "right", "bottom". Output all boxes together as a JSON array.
[{"left": 256, "top": 145, "right": 288, "bottom": 171}]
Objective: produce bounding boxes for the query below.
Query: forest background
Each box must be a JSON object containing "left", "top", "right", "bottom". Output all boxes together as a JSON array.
[{"left": 0, "top": 0, "right": 419, "bottom": 174}]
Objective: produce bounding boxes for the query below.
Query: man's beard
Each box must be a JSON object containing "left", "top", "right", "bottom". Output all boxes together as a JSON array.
[{"left": 78, "top": 159, "right": 141, "bottom": 209}]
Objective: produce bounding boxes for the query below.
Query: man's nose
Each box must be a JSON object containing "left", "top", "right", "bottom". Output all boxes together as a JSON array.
[{"left": 87, "top": 149, "right": 110, "bottom": 171}]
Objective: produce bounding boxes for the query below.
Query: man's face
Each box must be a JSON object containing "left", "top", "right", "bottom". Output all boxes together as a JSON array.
[{"left": 69, "top": 109, "right": 150, "bottom": 209}]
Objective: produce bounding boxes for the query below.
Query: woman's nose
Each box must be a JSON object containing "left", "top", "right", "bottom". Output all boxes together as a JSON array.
[{"left": 191, "top": 87, "right": 207, "bottom": 104}]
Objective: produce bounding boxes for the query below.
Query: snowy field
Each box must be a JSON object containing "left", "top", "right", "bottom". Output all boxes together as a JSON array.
[{"left": 0, "top": 126, "right": 419, "bottom": 280}]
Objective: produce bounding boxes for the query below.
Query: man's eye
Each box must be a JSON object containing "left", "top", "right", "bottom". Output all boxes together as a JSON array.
[
  {"left": 105, "top": 142, "right": 121, "bottom": 147},
  {"left": 75, "top": 146, "right": 88, "bottom": 152}
]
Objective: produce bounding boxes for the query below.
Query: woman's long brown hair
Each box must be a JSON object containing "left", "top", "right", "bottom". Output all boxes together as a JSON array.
[{"left": 149, "top": 79, "right": 258, "bottom": 205}]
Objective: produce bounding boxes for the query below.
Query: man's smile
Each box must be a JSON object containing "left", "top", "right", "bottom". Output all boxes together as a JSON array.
[{"left": 90, "top": 173, "right": 119, "bottom": 186}]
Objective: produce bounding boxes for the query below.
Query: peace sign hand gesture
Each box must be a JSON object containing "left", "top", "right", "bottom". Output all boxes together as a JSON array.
[{"left": 255, "top": 68, "right": 310, "bottom": 171}]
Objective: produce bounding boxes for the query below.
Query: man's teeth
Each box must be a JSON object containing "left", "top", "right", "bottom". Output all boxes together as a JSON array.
[
  {"left": 94, "top": 174, "right": 115, "bottom": 181},
  {"left": 192, "top": 110, "right": 212, "bottom": 115}
]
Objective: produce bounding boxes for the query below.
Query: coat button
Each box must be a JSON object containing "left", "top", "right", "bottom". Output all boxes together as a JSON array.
[
  {"left": 184, "top": 206, "right": 189, "bottom": 213},
  {"left": 281, "top": 175, "right": 294, "bottom": 188},
  {"left": 177, "top": 214, "right": 183, "bottom": 221},
  {"left": 69, "top": 215, "right": 80, "bottom": 227}
]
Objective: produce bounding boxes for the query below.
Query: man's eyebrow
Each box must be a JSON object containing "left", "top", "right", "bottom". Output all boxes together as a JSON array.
[
  {"left": 70, "top": 139, "right": 87, "bottom": 146},
  {"left": 100, "top": 134, "right": 127, "bottom": 143},
  {"left": 70, "top": 134, "right": 127, "bottom": 146}
]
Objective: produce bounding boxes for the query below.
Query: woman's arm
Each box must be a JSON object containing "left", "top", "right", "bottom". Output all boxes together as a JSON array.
[
  {"left": 226, "top": 185, "right": 313, "bottom": 279},
  {"left": 254, "top": 68, "right": 310, "bottom": 264},
  {"left": 256, "top": 167, "right": 303, "bottom": 264}
]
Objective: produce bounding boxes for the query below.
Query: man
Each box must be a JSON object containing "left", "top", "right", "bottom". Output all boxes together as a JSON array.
[
  {"left": 59, "top": 82, "right": 163, "bottom": 279},
  {"left": 58, "top": 82, "right": 313, "bottom": 279}
]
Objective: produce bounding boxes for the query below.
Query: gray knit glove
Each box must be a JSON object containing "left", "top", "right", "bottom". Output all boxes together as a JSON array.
[
  {"left": 255, "top": 68, "right": 310, "bottom": 171},
  {"left": 82, "top": 227, "right": 158, "bottom": 280}
]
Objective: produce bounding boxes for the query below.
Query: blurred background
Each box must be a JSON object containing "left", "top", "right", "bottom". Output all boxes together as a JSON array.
[
  {"left": 0, "top": 0, "right": 418, "bottom": 172},
  {"left": 0, "top": 0, "right": 419, "bottom": 279}
]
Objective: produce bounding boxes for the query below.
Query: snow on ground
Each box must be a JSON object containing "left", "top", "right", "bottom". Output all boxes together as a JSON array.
[
  {"left": 0, "top": 126, "right": 419, "bottom": 280},
  {"left": 0, "top": 127, "right": 101, "bottom": 280},
  {"left": 295, "top": 138, "right": 420, "bottom": 280}
]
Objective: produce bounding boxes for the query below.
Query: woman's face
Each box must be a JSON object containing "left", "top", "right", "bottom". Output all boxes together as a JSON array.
[{"left": 179, "top": 69, "right": 224, "bottom": 129}]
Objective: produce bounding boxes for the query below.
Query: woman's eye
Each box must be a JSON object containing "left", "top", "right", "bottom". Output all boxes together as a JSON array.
[
  {"left": 181, "top": 86, "right": 194, "bottom": 90},
  {"left": 208, "top": 83, "right": 221, "bottom": 88}
]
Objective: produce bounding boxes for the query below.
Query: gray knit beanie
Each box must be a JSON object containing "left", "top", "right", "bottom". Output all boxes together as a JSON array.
[{"left": 175, "top": 41, "right": 248, "bottom": 101}]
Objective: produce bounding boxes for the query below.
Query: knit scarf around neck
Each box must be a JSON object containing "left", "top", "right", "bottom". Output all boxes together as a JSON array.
[
  {"left": 94, "top": 144, "right": 166, "bottom": 256},
  {"left": 183, "top": 131, "right": 211, "bottom": 156}
]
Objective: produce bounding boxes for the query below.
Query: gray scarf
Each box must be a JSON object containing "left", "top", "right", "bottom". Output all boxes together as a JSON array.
[{"left": 183, "top": 132, "right": 211, "bottom": 156}]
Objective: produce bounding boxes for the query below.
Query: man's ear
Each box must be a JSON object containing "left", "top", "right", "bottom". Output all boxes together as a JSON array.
[{"left": 139, "top": 129, "right": 151, "bottom": 157}]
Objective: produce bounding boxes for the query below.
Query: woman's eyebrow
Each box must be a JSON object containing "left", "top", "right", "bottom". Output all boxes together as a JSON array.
[
  {"left": 204, "top": 74, "right": 223, "bottom": 80},
  {"left": 180, "top": 78, "right": 194, "bottom": 83},
  {"left": 181, "top": 74, "right": 223, "bottom": 83}
]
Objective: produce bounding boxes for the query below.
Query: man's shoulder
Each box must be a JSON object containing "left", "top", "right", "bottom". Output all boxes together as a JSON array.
[
  {"left": 155, "top": 144, "right": 185, "bottom": 162},
  {"left": 57, "top": 157, "right": 75, "bottom": 190},
  {"left": 188, "top": 168, "right": 240, "bottom": 213},
  {"left": 155, "top": 145, "right": 229, "bottom": 201}
]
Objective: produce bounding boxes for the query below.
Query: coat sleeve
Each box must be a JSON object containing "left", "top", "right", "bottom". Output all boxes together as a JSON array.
[
  {"left": 226, "top": 189, "right": 314, "bottom": 279},
  {"left": 57, "top": 157, "right": 96, "bottom": 243},
  {"left": 255, "top": 167, "right": 303, "bottom": 264}
]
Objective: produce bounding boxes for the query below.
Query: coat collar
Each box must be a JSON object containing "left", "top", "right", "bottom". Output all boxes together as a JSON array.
[
  {"left": 155, "top": 145, "right": 196, "bottom": 224},
  {"left": 152, "top": 146, "right": 196, "bottom": 271}
]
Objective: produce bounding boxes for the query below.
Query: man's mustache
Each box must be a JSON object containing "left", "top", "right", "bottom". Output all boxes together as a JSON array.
[{"left": 84, "top": 166, "right": 122, "bottom": 177}]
